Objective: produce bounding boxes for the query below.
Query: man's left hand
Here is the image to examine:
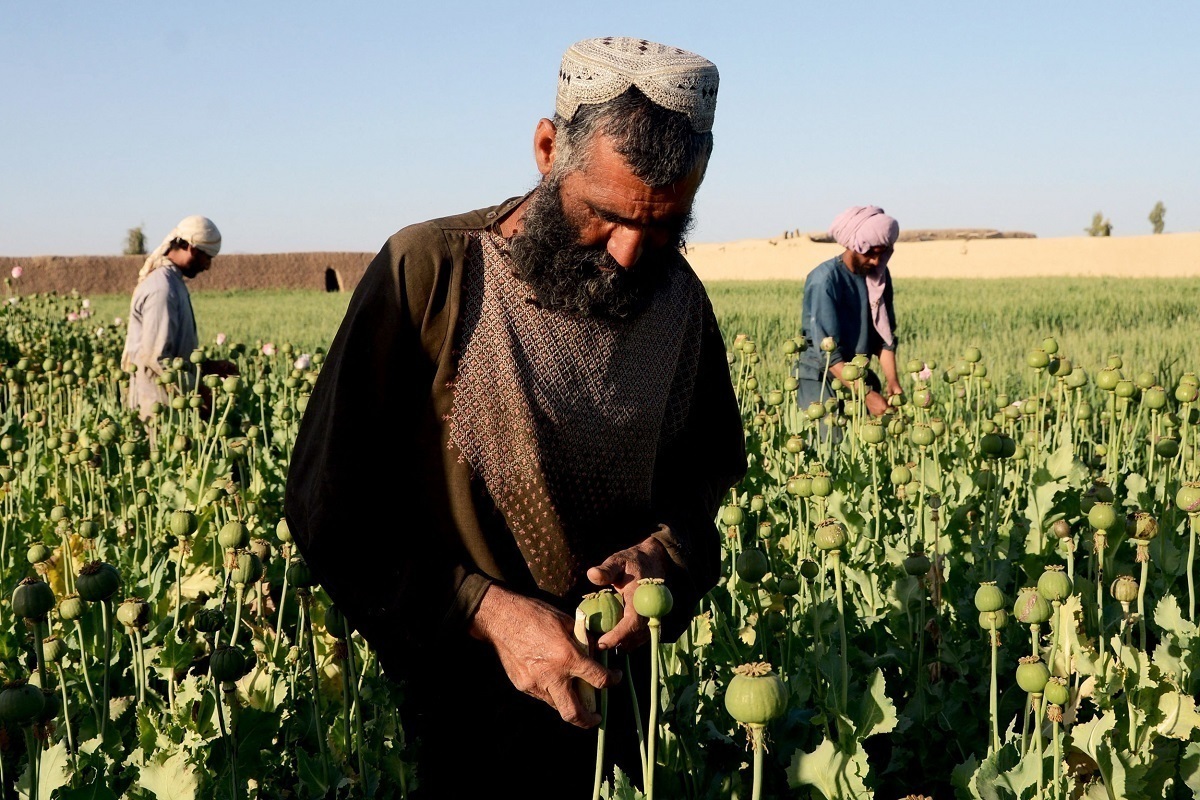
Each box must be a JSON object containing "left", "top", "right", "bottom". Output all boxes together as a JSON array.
[
  {"left": 586, "top": 536, "right": 672, "bottom": 653},
  {"left": 886, "top": 380, "right": 903, "bottom": 398}
]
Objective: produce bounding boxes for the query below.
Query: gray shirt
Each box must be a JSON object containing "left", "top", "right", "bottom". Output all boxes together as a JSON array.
[{"left": 121, "top": 262, "right": 198, "bottom": 418}]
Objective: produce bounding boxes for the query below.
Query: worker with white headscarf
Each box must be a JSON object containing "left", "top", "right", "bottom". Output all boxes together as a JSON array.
[
  {"left": 795, "top": 205, "right": 903, "bottom": 422},
  {"left": 121, "top": 215, "right": 222, "bottom": 419}
]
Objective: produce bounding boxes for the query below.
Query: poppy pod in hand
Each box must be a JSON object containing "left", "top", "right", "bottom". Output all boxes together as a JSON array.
[{"left": 580, "top": 589, "right": 624, "bottom": 634}]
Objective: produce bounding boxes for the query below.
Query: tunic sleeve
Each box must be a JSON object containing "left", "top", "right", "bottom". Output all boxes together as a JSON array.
[
  {"left": 649, "top": 299, "right": 745, "bottom": 641},
  {"left": 805, "top": 271, "right": 846, "bottom": 368},
  {"left": 284, "top": 230, "right": 491, "bottom": 661},
  {"left": 131, "top": 280, "right": 174, "bottom": 375}
]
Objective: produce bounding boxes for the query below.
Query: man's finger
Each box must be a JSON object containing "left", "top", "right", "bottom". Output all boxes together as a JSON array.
[
  {"left": 569, "top": 654, "right": 622, "bottom": 691},
  {"left": 547, "top": 679, "right": 601, "bottom": 729},
  {"left": 598, "top": 612, "right": 648, "bottom": 651},
  {"left": 587, "top": 553, "right": 632, "bottom": 586}
]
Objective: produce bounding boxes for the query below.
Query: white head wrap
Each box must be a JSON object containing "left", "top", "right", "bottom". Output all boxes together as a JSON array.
[
  {"left": 556, "top": 37, "right": 719, "bottom": 133},
  {"left": 138, "top": 215, "right": 222, "bottom": 281}
]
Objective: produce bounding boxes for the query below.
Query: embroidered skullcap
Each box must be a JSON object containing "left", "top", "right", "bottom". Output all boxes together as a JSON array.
[
  {"left": 138, "top": 215, "right": 222, "bottom": 281},
  {"left": 557, "top": 37, "right": 719, "bottom": 133},
  {"left": 828, "top": 206, "right": 899, "bottom": 255}
]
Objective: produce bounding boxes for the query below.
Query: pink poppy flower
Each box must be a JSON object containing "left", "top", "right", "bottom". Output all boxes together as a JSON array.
[
  {"left": 262, "top": 343, "right": 276, "bottom": 356},
  {"left": 11, "top": 266, "right": 23, "bottom": 279},
  {"left": 216, "top": 333, "right": 227, "bottom": 346}
]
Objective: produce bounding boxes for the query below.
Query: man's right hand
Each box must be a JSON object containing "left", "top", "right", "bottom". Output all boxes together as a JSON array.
[{"left": 468, "top": 583, "right": 621, "bottom": 728}]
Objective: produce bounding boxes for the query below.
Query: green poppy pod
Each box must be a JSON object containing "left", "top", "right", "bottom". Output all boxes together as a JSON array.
[
  {"left": 633, "top": 579, "right": 674, "bottom": 619},
  {"left": 1026, "top": 349, "right": 1050, "bottom": 370},
  {"left": 1175, "top": 482, "right": 1200, "bottom": 514},
  {"left": 887, "top": 417, "right": 907, "bottom": 437},
  {"left": 978, "top": 609, "right": 1008, "bottom": 631},
  {"left": 0, "top": 467, "right": 15, "bottom": 484},
  {"left": 861, "top": 419, "right": 886, "bottom": 444},
  {"left": 1156, "top": 437, "right": 1180, "bottom": 459},
  {"left": 810, "top": 473, "right": 833, "bottom": 497},
  {"left": 1049, "top": 357, "right": 1072, "bottom": 377},
  {"left": 744, "top": 377, "right": 758, "bottom": 392},
  {"left": 819, "top": 337, "right": 836, "bottom": 353},
  {"left": 784, "top": 376, "right": 799, "bottom": 391},
  {"left": 903, "top": 551, "right": 931, "bottom": 576},
  {"left": 766, "top": 389, "right": 784, "bottom": 407},
  {"left": 841, "top": 363, "right": 861, "bottom": 383},
  {"left": 943, "top": 368, "right": 960, "bottom": 385},
  {"left": 1015, "top": 656, "right": 1050, "bottom": 694},
  {"left": 192, "top": 608, "right": 226, "bottom": 634},
  {"left": 964, "top": 346, "right": 982, "bottom": 363},
  {"left": 286, "top": 558, "right": 315, "bottom": 588},
  {"left": 49, "top": 504, "right": 68, "bottom": 523},
  {"left": 189, "top": 348, "right": 206, "bottom": 365},
  {"left": 116, "top": 597, "right": 150, "bottom": 629},
  {"left": 1041, "top": 337, "right": 1059, "bottom": 355},
  {"left": 580, "top": 590, "right": 623, "bottom": 634},
  {"left": 1143, "top": 386, "right": 1167, "bottom": 410},
  {"left": 1106, "top": 355, "right": 1123, "bottom": 370},
  {"left": 975, "top": 582, "right": 1006, "bottom": 612},
  {"left": 787, "top": 474, "right": 813, "bottom": 498},
  {"left": 1044, "top": 677, "right": 1070, "bottom": 707},
  {"left": 1095, "top": 368, "right": 1120, "bottom": 392},
  {"left": 218, "top": 520, "right": 250, "bottom": 550},
  {"left": 170, "top": 510, "right": 198, "bottom": 539},
  {"left": 1088, "top": 502, "right": 1118, "bottom": 531},
  {"left": 58, "top": 595, "right": 86, "bottom": 621},
  {"left": 980, "top": 419, "right": 998, "bottom": 435},
  {"left": 912, "top": 388, "right": 933, "bottom": 409},
  {"left": 720, "top": 505, "right": 745, "bottom": 527},
  {"left": 26, "top": 543, "right": 51, "bottom": 564},
  {"left": 735, "top": 549, "right": 770, "bottom": 584},
  {"left": 1066, "top": 368, "right": 1089, "bottom": 389},
  {"left": 209, "top": 645, "right": 248, "bottom": 683},
  {"left": 13, "top": 578, "right": 55, "bottom": 619},
  {"left": 805, "top": 401, "right": 826, "bottom": 420},
  {"left": 1037, "top": 566, "right": 1072, "bottom": 601},
  {"left": 0, "top": 680, "right": 45, "bottom": 725},
  {"left": 42, "top": 636, "right": 68, "bottom": 664},
  {"left": 890, "top": 464, "right": 912, "bottom": 486},
  {"left": 782, "top": 339, "right": 798, "bottom": 355},
  {"left": 784, "top": 435, "right": 805, "bottom": 455},
  {"left": 906, "top": 358, "right": 924, "bottom": 374},
  {"left": 799, "top": 559, "right": 820, "bottom": 580},
  {"left": 230, "top": 551, "right": 264, "bottom": 587},
  {"left": 980, "top": 433, "right": 1004, "bottom": 458},
  {"left": 170, "top": 396, "right": 187, "bottom": 411},
  {"left": 1110, "top": 575, "right": 1139, "bottom": 604},
  {"left": 1176, "top": 383, "right": 1199, "bottom": 404},
  {"left": 249, "top": 537, "right": 271, "bottom": 564},
  {"left": 814, "top": 519, "right": 847, "bottom": 552},
  {"left": 1013, "top": 587, "right": 1052, "bottom": 625},
  {"left": 75, "top": 561, "right": 121, "bottom": 602},
  {"left": 910, "top": 424, "right": 934, "bottom": 447},
  {"left": 724, "top": 662, "right": 788, "bottom": 726},
  {"left": 320, "top": 604, "right": 351, "bottom": 640},
  {"left": 777, "top": 575, "right": 801, "bottom": 596},
  {"left": 1114, "top": 380, "right": 1136, "bottom": 399}
]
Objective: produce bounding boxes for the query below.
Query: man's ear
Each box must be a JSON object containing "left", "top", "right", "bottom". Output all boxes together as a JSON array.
[{"left": 534, "top": 118, "right": 557, "bottom": 177}]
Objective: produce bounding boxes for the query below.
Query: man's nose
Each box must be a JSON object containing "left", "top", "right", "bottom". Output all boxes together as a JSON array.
[{"left": 606, "top": 227, "right": 645, "bottom": 269}]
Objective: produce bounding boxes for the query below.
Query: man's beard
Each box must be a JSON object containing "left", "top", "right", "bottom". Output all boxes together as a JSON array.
[{"left": 508, "top": 180, "right": 688, "bottom": 319}]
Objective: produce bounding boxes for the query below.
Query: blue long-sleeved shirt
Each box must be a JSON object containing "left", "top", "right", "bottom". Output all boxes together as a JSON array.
[{"left": 796, "top": 255, "right": 897, "bottom": 382}]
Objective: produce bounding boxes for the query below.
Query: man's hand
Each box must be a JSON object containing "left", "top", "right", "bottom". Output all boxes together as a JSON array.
[
  {"left": 587, "top": 536, "right": 672, "bottom": 652},
  {"left": 886, "top": 380, "right": 903, "bottom": 398},
  {"left": 469, "top": 583, "right": 620, "bottom": 728},
  {"left": 864, "top": 390, "right": 890, "bottom": 417}
]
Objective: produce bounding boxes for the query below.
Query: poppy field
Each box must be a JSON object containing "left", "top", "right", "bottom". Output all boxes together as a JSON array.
[{"left": 2, "top": 276, "right": 1200, "bottom": 799}]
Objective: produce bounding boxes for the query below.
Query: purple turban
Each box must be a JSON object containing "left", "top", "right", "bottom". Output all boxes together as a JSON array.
[
  {"left": 829, "top": 205, "right": 900, "bottom": 348},
  {"left": 828, "top": 206, "right": 899, "bottom": 255}
]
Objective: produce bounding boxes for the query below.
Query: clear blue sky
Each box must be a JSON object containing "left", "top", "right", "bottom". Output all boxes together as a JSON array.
[{"left": 2, "top": 1, "right": 1197, "bottom": 256}]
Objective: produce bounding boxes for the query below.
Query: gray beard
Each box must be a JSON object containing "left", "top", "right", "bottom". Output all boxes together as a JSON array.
[{"left": 508, "top": 182, "right": 687, "bottom": 319}]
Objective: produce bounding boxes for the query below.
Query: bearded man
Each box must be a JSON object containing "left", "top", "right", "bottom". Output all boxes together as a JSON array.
[{"left": 285, "top": 37, "right": 745, "bottom": 797}]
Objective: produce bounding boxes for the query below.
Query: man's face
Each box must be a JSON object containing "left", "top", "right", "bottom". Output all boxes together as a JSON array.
[
  {"left": 844, "top": 245, "right": 893, "bottom": 275},
  {"left": 175, "top": 243, "right": 214, "bottom": 279},
  {"left": 510, "top": 133, "right": 702, "bottom": 318}
]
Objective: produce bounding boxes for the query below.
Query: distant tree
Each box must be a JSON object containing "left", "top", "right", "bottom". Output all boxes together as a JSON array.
[
  {"left": 1149, "top": 201, "right": 1166, "bottom": 234},
  {"left": 1086, "top": 212, "right": 1112, "bottom": 237},
  {"left": 124, "top": 225, "right": 146, "bottom": 256}
]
